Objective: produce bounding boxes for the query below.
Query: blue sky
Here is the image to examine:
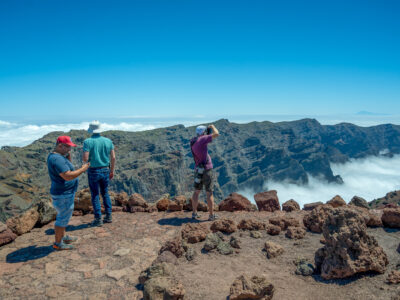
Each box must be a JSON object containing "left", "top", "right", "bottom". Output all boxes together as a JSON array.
[{"left": 0, "top": 0, "right": 399, "bottom": 120}]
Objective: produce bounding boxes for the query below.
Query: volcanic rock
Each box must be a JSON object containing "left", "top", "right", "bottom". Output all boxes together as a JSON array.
[
  {"left": 114, "top": 191, "right": 129, "bottom": 206},
  {"left": 139, "top": 262, "right": 173, "bottom": 285},
  {"left": 381, "top": 208, "right": 400, "bottom": 228},
  {"left": 156, "top": 197, "right": 172, "bottom": 211},
  {"left": 167, "top": 202, "right": 183, "bottom": 212},
  {"left": 74, "top": 188, "right": 92, "bottom": 212},
  {"left": 285, "top": 226, "right": 306, "bottom": 239},
  {"left": 159, "top": 236, "right": 184, "bottom": 258},
  {"left": 254, "top": 190, "right": 280, "bottom": 212},
  {"left": 326, "top": 195, "right": 346, "bottom": 208},
  {"left": 269, "top": 216, "right": 300, "bottom": 230},
  {"left": 230, "top": 236, "right": 241, "bottom": 249},
  {"left": 130, "top": 206, "right": 146, "bottom": 213},
  {"left": 218, "top": 193, "right": 252, "bottom": 212},
  {"left": 210, "top": 218, "right": 237, "bottom": 234},
  {"left": 349, "top": 196, "right": 369, "bottom": 209},
  {"left": 145, "top": 205, "right": 158, "bottom": 213},
  {"left": 36, "top": 199, "right": 57, "bottom": 226},
  {"left": 250, "top": 231, "right": 262, "bottom": 239},
  {"left": 266, "top": 224, "right": 281, "bottom": 236},
  {"left": 185, "top": 247, "right": 197, "bottom": 261},
  {"left": 6, "top": 207, "right": 39, "bottom": 235},
  {"left": 181, "top": 223, "right": 210, "bottom": 243},
  {"left": 229, "top": 275, "right": 274, "bottom": 300},
  {"left": 303, "top": 202, "right": 323, "bottom": 211},
  {"left": 264, "top": 241, "right": 284, "bottom": 259},
  {"left": 237, "top": 219, "right": 266, "bottom": 231},
  {"left": 203, "top": 233, "right": 222, "bottom": 251},
  {"left": 173, "top": 195, "right": 187, "bottom": 207},
  {"left": 294, "top": 259, "right": 314, "bottom": 276},
  {"left": 282, "top": 199, "right": 300, "bottom": 212},
  {"left": 315, "top": 207, "right": 388, "bottom": 279},
  {"left": 153, "top": 251, "right": 178, "bottom": 265},
  {"left": 217, "top": 242, "right": 233, "bottom": 255},
  {"left": 387, "top": 270, "right": 400, "bottom": 284},
  {"left": 0, "top": 222, "right": 17, "bottom": 246},
  {"left": 128, "top": 193, "right": 148, "bottom": 208},
  {"left": 303, "top": 205, "right": 333, "bottom": 233},
  {"left": 143, "top": 277, "right": 185, "bottom": 300}
]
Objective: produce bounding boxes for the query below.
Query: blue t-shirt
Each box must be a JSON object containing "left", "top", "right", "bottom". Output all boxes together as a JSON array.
[
  {"left": 83, "top": 134, "right": 114, "bottom": 168},
  {"left": 47, "top": 153, "right": 78, "bottom": 195}
]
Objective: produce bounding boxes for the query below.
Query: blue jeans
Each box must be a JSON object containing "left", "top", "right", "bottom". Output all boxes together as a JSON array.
[
  {"left": 52, "top": 192, "right": 75, "bottom": 227},
  {"left": 88, "top": 168, "right": 112, "bottom": 219}
]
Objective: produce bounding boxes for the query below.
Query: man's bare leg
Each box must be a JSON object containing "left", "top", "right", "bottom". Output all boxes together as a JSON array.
[
  {"left": 55, "top": 226, "right": 65, "bottom": 244},
  {"left": 206, "top": 191, "right": 214, "bottom": 216},
  {"left": 192, "top": 190, "right": 201, "bottom": 213}
]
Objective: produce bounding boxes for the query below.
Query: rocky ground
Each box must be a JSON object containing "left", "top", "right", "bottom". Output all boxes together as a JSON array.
[{"left": 1, "top": 209, "right": 399, "bottom": 300}]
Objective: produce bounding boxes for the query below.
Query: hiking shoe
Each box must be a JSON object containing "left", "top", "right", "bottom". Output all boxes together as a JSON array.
[
  {"left": 103, "top": 215, "right": 112, "bottom": 223},
  {"left": 53, "top": 242, "right": 74, "bottom": 251},
  {"left": 91, "top": 218, "right": 103, "bottom": 227},
  {"left": 208, "top": 214, "right": 219, "bottom": 221},
  {"left": 192, "top": 212, "right": 201, "bottom": 220},
  {"left": 62, "top": 235, "right": 78, "bottom": 244}
]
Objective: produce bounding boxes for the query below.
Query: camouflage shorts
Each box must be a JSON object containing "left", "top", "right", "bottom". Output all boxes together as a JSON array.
[{"left": 194, "top": 169, "right": 214, "bottom": 192}]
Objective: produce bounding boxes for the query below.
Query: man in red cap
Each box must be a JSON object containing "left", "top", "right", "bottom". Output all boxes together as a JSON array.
[{"left": 47, "top": 136, "right": 90, "bottom": 250}]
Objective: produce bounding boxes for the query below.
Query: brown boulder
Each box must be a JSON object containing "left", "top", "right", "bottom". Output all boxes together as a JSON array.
[
  {"left": 315, "top": 207, "right": 388, "bottom": 280},
  {"left": 269, "top": 216, "right": 300, "bottom": 230},
  {"left": 303, "top": 205, "right": 333, "bottom": 233},
  {"left": 264, "top": 241, "right": 284, "bottom": 259},
  {"left": 114, "top": 191, "right": 129, "bottom": 206},
  {"left": 349, "top": 196, "right": 369, "bottom": 209},
  {"left": 367, "top": 213, "right": 383, "bottom": 227},
  {"left": 303, "top": 202, "right": 323, "bottom": 211},
  {"left": 74, "top": 188, "right": 92, "bottom": 212},
  {"left": 381, "top": 208, "right": 400, "bottom": 228},
  {"left": 145, "top": 205, "right": 158, "bottom": 213},
  {"left": 326, "top": 195, "right": 346, "bottom": 208},
  {"left": 143, "top": 277, "right": 185, "bottom": 300},
  {"left": 237, "top": 219, "right": 266, "bottom": 231},
  {"left": 159, "top": 236, "right": 184, "bottom": 258},
  {"left": 156, "top": 197, "right": 172, "bottom": 211},
  {"left": 0, "top": 222, "right": 17, "bottom": 246},
  {"left": 173, "top": 195, "right": 186, "bottom": 206},
  {"left": 266, "top": 224, "right": 281, "bottom": 236},
  {"left": 153, "top": 251, "right": 178, "bottom": 266},
  {"left": 229, "top": 275, "right": 274, "bottom": 300},
  {"left": 387, "top": 270, "right": 400, "bottom": 284},
  {"left": 183, "top": 199, "right": 209, "bottom": 212},
  {"left": 219, "top": 193, "right": 252, "bottom": 212},
  {"left": 282, "top": 199, "right": 300, "bottom": 212},
  {"left": 167, "top": 202, "right": 183, "bottom": 212},
  {"left": 181, "top": 223, "right": 210, "bottom": 243},
  {"left": 6, "top": 207, "right": 39, "bottom": 235},
  {"left": 130, "top": 206, "right": 146, "bottom": 213},
  {"left": 210, "top": 218, "right": 237, "bottom": 234},
  {"left": 128, "top": 193, "right": 148, "bottom": 208},
  {"left": 254, "top": 190, "right": 280, "bottom": 212},
  {"left": 285, "top": 226, "right": 306, "bottom": 239}
]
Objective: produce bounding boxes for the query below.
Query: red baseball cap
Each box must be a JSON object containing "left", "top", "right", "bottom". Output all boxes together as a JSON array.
[{"left": 56, "top": 136, "right": 77, "bottom": 147}]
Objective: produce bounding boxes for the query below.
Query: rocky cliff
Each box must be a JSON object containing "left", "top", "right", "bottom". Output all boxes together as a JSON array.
[{"left": 1, "top": 118, "right": 400, "bottom": 221}]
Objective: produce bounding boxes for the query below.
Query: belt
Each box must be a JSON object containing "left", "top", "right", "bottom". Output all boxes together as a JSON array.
[{"left": 89, "top": 166, "right": 109, "bottom": 169}]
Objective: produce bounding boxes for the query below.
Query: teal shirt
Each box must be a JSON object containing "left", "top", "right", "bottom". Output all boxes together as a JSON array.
[{"left": 83, "top": 134, "right": 114, "bottom": 168}]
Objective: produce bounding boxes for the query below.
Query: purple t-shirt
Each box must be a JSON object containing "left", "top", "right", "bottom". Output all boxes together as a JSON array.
[{"left": 191, "top": 135, "right": 213, "bottom": 170}]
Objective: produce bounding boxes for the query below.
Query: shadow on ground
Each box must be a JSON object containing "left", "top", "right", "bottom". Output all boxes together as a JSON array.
[
  {"left": 45, "top": 223, "right": 91, "bottom": 235},
  {"left": 158, "top": 217, "right": 206, "bottom": 226},
  {"left": 312, "top": 271, "right": 382, "bottom": 286},
  {"left": 6, "top": 245, "right": 54, "bottom": 263}
]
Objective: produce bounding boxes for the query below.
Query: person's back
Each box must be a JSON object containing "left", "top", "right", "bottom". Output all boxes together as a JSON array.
[{"left": 83, "top": 134, "right": 114, "bottom": 167}]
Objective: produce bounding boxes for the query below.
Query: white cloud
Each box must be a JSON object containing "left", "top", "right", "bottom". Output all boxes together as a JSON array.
[{"left": 240, "top": 154, "right": 400, "bottom": 207}]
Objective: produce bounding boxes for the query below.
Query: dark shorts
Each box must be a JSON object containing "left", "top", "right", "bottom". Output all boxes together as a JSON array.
[{"left": 194, "top": 169, "right": 214, "bottom": 192}]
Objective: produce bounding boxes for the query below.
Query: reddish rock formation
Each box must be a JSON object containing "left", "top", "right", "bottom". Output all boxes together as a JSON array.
[
  {"left": 285, "top": 226, "right": 306, "bottom": 239},
  {"left": 237, "top": 219, "right": 266, "bottom": 231},
  {"left": 6, "top": 207, "right": 39, "bottom": 235},
  {"left": 156, "top": 197, "right": 172, "bottom": 211},
  {"left": 303, "top": 205, "right": 333, "bottom": 233},
  {"left": 159, "top": 235, "right": 184, "bottom": 258},
  {"left": 303, "top": 202, "right": 323, "bottom": 211},
  {"left": 349, "top": 196, "right": 369, "bottom": 209},
  {"left": 326, "top": 195, "right": 346, "bottom": 208},
  {"left": 254, "top": 190, "right": 280, "bottom": 212},
  {"left": 145, "top": 205, "right": 158, "bottom": 213},
  {"left": 183, "top": 199, "right": 209, "bottom": 212},
  {"left": 173, "top": 195, "right": 187, "bottom": 207},
  {"left": 130, "top": 206, "right": 146, "bottom": 213},
  {"left": 282, "top": 199, "right": 300, "bottom": 212},
  {"left": 74, "top": 188, "right": 92, "bottom": 212},
  {"left": 114, "top": 191, "right": 129, "bottom": 206},
  {"left": 181, "top": 223, "right": 210, "bottom": 243},
  {"left": 0, "top": 222, "right": 17, "bottom": 246},
  {"left": 210, "top": 218, "right": 237, "bottom": 234},
  {"left": 315, "top": 207, "right": 388, "bottom": 280},
  {"left": 266, "top": 224, "right": 281, "bottom": 236},
  {"left": 167, "top": 202, "right": 183, "bottom": 212},
  {"left": 264, "top": 241, "right": 284, "bottom": 258},
  {"left": 218, "top": 193, "right": 252, "bottom": 212},
  {"left": 269, "top": 216, "right": 300, "bottom": 230},
  {"left": 387, "top": 270, "right": 400, "bottom": 284},
  {"left": 381, "top": 208, "right": 400, "bottom": 228},
  {"left": 229, "top": 275, "right": 274, "bottom": 300},
  {"left": 128, "top": 193, "right": 148, "bottom": 208}
]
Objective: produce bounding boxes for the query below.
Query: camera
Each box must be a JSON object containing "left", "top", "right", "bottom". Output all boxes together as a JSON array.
[{"left": 206, "top": 126, "right": 213, "bottom": 135}]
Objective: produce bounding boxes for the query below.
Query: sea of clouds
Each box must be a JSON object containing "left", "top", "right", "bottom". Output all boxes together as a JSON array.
[{"left": 240, "top": 154, "right": 400, "bottom": 207}]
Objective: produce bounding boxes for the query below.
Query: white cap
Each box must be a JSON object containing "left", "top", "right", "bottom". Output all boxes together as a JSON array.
[
  {"left": 196, "top": 125, "right": 207, "bottom": 136},
  {"left": 88, "top": 120, "right": 102, "bottom": 134}
]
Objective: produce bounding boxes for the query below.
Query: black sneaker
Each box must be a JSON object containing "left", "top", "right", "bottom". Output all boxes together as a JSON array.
[
  {"left": 91, "top": 218, "right": 103, "bottom": 227},
  {"left": 192, "top": 212, "right": 201, "bottom": 220},
  {"left": 103, "top": 215, "right": 112, "bottom": 223}
]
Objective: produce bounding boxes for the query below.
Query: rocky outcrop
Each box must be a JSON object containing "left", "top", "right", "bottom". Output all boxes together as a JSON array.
[
  {"left": 139, "top": 262, "right": 173, "bottom": 285},
  {"left": 128, "top": 193, "right": 148, "bottom": 208},
  {"left": 254, "top": 190, "right": 280, "bottom": 212},
  {"left": 266, "top": 224, "right": 281, "bottom": 236},
  {"left": 381, "top": 208, "right": 400, "bottom": 228},
  {"left": 229, "top": 275, "right": 274, "bottom": 300},
  {"left": 181, "top": 223, "right": 210, "bottom": 243},
  {"left": 36, "top": 199, "right": 57, "bottom": 226},
  {"left": 156, "top": 197, "right": 172, "bottom": 212},
  {"left": 303, "top": 202, "right": 323, "bottom": 211},
  {"left": 0, "top": 222, "right": 17, "bottom": 246},
  {"left": 282, "top": 199, "right": 300, "bottom": 212},
  {"left": 315, "top": 207, "right": 388, "bottom": 279},
  {"left": 269, "top": 216, "right": 300, "bottom": 230},
  {"left": 6, "top": 207, "right": 39, "bottom": 235},
  {"left": 210, "top": 218, "right": 237, "bottom": 234},
  {"left": 159, "top": 236, "right": 184, "bottom": 258},
  {"left": 114, "top": 191, "right": 129, "bottom": 206},
  {"left": 387, "top": 270, "right": 400, "bottom": 284},
  {"left": 303, "top": 205, "right": 333, "bottom": 233},
  {"left": 294, "top": 259, "right": 314, "bottom": 276},
  {"left": 286, "top": 226, "right": 306, "bottom": 239},
  {"left": 264, "top": 241, "right": 284, "bottom": 258},
  {"left": 143, "top": 276, "right": 185, "bottom": 300},
  {"left": 237, "top": 219, "right": 266, "bottom": 231},
  {"left": 349, "top": 196, "right": 369, "bottom": 209},
  {"left": 218, "top": 193, "right": 252, "bottom": 212},
  {"left": 74, "top": 188, "right": 92, "bottom": 212},
  {"left": 326, "top": 195, "right": 346, "bottom": 208}
]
